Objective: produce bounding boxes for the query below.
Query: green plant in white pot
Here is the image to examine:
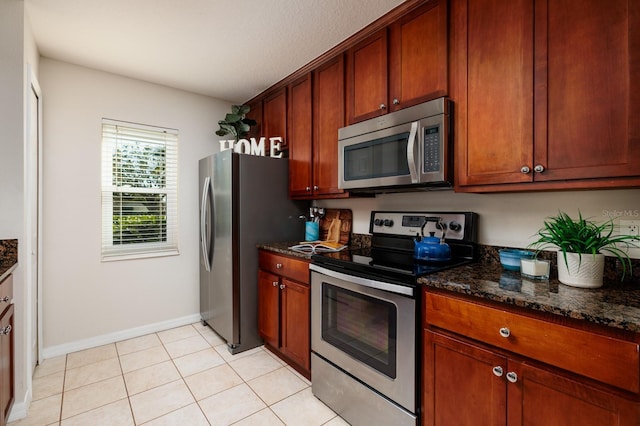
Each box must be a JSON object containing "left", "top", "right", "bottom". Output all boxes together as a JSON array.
[{"left": 529, "top": 211, "right": 637, "bottom": 288}]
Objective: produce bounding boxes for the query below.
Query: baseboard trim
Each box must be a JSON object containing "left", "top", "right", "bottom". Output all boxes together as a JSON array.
[
  {"left": 7, "top": 388, "right": 31, "bottom": 423},
  {"left": 42, "top": 313, "right": 202, "bottom": 359}
]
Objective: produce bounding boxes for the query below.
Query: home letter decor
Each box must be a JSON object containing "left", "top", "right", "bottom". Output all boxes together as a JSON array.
[{"left": 269, "top": 137, "right": 283, "bottom": 158}]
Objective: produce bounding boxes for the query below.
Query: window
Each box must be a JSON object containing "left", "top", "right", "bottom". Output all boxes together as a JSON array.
[{"left": 101, "top": 119, "right": 178, "bottom": 260}]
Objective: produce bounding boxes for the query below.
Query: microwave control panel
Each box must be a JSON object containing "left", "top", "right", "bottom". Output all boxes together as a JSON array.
[{"left": 423, "top": 126, "right": 441, "bottom": 173}]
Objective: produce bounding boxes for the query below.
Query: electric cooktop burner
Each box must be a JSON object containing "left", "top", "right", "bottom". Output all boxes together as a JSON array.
[{"left": 312, "top": 211, "right": 478, "bottom": 286}]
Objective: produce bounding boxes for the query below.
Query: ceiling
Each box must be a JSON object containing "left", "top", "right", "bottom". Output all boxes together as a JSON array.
[{"left": 25, "top": 0, "right": 406, "bottom": 103}]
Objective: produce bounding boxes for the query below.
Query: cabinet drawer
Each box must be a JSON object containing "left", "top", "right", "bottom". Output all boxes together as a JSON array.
[
  {"left": 425, "top": 291, "right": 640, "bottom": 393},
  {"left": 259, "top": 251, "right": 310, "bottom": 284},
  {"left": 0, "top": 275, "right": 12, "bottom": 316}
]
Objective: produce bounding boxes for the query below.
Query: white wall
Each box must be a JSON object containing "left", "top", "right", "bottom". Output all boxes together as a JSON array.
[
  {"left": 0, "top": 0, "right": 42, "bottom": 419},
  {"left": 39, "top": 58, "right": 229, "bottom": 352},
  {"left": 318, "top": 188, "right": 640, "bottom": 252}
]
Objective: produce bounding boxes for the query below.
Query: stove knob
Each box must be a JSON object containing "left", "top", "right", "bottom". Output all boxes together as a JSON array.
[
  {"left": 449, "top": 221, "right": 462, "bottom": 232},
  {"left": 383, "top": 219, "right": 394, "bottom": 227},
  {"left": 374, "top": 219, "right": 383, "bottom": 226}
]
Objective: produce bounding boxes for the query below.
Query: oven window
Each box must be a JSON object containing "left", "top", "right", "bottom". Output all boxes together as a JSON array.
[
  {"left": 321, "top": 283, "right": 397, "bottom": 378},
  {"left": 343, "top": 133, "right": 410, "bottom": 181}
]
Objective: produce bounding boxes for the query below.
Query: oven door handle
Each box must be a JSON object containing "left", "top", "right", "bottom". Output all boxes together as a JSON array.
[{"left": 309, "top": 264, "right": 415, "bottom": 297}]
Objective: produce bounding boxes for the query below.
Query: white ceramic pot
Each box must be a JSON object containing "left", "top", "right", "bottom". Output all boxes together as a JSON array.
[{"left": 557, "top": 252, "right": 605, "bottom": 288}]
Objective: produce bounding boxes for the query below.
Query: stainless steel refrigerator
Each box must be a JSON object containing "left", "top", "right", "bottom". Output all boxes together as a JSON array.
[{"left": 199, "top": 150, "right": 306, "bottom": 354}]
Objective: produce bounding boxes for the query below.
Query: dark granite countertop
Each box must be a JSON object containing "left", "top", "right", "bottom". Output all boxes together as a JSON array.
[
  {"left": 257, "top": 241, "right": 314, "bottom": 260},
  {"left": 259, "top": 238, "right": 640, "bottom": 333},
  {"left": 419, "top": 262, "right": 640, "bottom": 333},
  {"left": 0, "top": 240, "right": 18, "bottom": 283}
]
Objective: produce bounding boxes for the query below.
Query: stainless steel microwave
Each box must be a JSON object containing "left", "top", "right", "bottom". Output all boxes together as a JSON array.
[{"left": 338, "top": 97, "right": 452, "bottom": 192}]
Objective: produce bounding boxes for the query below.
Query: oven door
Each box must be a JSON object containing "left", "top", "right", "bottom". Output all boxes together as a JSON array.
[{"left": 310, "top": 265, "right": 416, "bottom": 412}]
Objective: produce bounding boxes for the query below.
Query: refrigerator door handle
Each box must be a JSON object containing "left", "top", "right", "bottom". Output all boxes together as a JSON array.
[{"left": 200, "top": 176, "right": 212, "bottom": 271}]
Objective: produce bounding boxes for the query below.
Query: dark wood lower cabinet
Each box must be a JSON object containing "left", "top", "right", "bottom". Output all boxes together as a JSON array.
[
  {"left": 258, "top": 251, "right": 310, "bottom": 379},
  {"left": 423, "top": 329, "right": 640, "bottom": 426},
  {"left": 423, "top": 330, "right": 506, "bottom": 426},
  {"left": 0, "top": 272, "right": 13, "bottom": 426}
]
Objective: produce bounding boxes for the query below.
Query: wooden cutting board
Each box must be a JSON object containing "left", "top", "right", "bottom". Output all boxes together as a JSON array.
[{"left": 318, "top": 209, "right": 352, "bottom": 245}]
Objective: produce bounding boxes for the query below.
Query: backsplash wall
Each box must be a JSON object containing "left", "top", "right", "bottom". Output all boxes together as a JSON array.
[{"left": 316, "top": 188, "right": 640, "bottom": 257}]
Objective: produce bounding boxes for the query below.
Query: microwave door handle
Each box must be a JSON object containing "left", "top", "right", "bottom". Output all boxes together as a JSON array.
[{"left": 406, "top": 121, "right": 419, "bottom": 183}]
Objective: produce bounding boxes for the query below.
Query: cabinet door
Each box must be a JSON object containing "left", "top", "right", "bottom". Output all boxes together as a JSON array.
[
  {"left": 453, "top": 0, "right": 535, "bottom": 187},
  {"left": 507, "top": 360, "right": 639, "bottom": 426},
  {"left": 313, "top": 55, "right": 345, "bottom": 196},
  {"left": 288, "top": 73, "right": 314, "bottom": 198},
  {"left": 280, "top": 278, "right": 310, "bottom": 372},
  {"left": 0, "top": 305, "right": 13, "bottom": 426},
  {"left": 263, "top": 87, "right": 287, "bottom": 153},
  {"left": 346, "top": 29, "right": 389, "bottom": 124},
  {"left": 245, "top": 99, "right": 263, "bottom": 142},
  {"left": 389, "top": 0, "right": 448, "bottom": 112},
  {"left": 423, "top": 330, "right": 506, "bottom": 426},
  {"left": 257, "top": 270, "right": 280, "bottom": 348},
  {"left": 533, "top": 0, "right": 640, "bottom": 182}
]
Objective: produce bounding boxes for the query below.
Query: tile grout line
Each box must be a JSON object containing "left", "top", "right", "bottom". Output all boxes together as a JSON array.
[{"left": 26, "top": 323, "right": 341, "bottom": 426}]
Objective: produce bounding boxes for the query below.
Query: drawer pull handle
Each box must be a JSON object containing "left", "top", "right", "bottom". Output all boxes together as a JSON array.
[
  {"left": 492, "top": 366, "right": 504, "bottom": 377},
  {"left": 276, "top": 263, "right": 283, "bottom": 269},
  {"left": 1, "top": 325, "right": 11, "bottom": 335},
  {"left": 0, "top": 297, "right": 8, "bottom": 303},
  {"left": 272, "top": 281, "right": 278, "bottom": 287},
  {"left": 279, "top": 284, "right": 286, "bottom": 290},
  {"left": 499, "top": 327, "right": 511, "bottom": 338},
  {"left": 506, "top": 372, "right": 518, "bottom": 383}
]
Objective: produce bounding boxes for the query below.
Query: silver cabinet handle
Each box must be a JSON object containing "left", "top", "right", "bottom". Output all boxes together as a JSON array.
[
  {"left": 306, "top": 186, "right": 311, "bottom": 191},
  {"left": 534, "top": 164, "right": 545, "bottom": 173},
  {"left": 1, "top": 325, "right": 11, "bottom": 335},
  {"left": 520, "top": 166, "right": 531, "bottom": 174},
  {"left": 492, "top": 366, "right": 504, "bottom": 377},
  {"left": 393, "top": 98, "right": 400, "bottom": 105},
  {"left": 506, "top": 371, "right": 518, "bottom": 383},
  {"left": 0, "top": 297, "right": 9, "bottom": 303},
  {"left": 276, "top": 263, "right": 283, "bottom": 269},
  {"left": 272, "top": 281, "right": 278, "bottom": 287},
  {"left": 313, "top": 185, "right": 319, "bottom": 190},
  {"left": 380, "top": 103, "right": 386, "bottom": 110},
  {"left": 279, "top": 284, "right": 286, "bottom": 290},
  {"left": 499, "top": 327, "right": 511, "bottom": 338}
]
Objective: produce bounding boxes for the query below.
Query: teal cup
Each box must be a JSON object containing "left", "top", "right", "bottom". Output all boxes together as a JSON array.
[{"left": 305, "top": 221, "right": 320, "bottom": 241}]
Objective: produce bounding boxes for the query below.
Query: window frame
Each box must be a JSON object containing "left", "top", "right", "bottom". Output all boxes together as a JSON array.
[{"left": 101, "top": 119, "right": 179, "bottom": 261}]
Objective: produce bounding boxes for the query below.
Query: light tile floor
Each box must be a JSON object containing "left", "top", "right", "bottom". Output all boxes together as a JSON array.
[{"left": 9, "top": 322, "right": 349, "bottom": 426}]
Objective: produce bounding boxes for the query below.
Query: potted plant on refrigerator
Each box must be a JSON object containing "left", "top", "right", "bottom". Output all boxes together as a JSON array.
[{"left": 529, "top": 211, "right": 638, "bottom": 288}]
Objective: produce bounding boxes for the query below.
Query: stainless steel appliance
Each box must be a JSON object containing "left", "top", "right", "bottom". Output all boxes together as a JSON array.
[
  {"left": 199, "top": 150, "right": 306, "bottom": 354},
  {"left": 338, "top": 97, "right": 452, "bottom": 192},
  {"left": 310, "top": 211, "right": 477, "bottom": 426}
]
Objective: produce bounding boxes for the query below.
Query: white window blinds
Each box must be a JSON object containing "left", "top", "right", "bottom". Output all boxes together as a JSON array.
[{"left": 101, "top": 119, "right": 179, "bottom": 260}]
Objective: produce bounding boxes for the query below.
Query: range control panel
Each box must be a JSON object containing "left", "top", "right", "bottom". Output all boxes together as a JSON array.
[{"left": 370, "top": 211, "right": 475, "bottom": 241}]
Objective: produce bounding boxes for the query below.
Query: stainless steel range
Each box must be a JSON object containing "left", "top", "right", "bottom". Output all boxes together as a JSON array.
[{"left": 310, "top": 211, "right": 478, "bottom": 426}]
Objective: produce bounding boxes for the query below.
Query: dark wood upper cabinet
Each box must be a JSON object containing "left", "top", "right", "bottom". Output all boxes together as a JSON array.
[
  {"left": 346, "top": 29, "right": 389, "bottom": 124},
  {"left": 453, "top": 0, "right": 535, "bottom": 187},
  {"left": 388, "top": 0, "right": 448, "bottom": 112},
  {"left": 262, "top": 87, "right": 287, "bottom": 152},
  {"left": 454, "top": 0, "right": 640, "bottom": 191},
  {"left": 244, "top": 99, "right": 262, "bottom": 142},
  {"left": 534, "top": 0, "right": 640, "bottom": 183},
  {"left": 346, "top": 0, "right": 448, "bottom": 124},
  {"left": 313, "top": 55, "right": 346, "bottom": 197},
  {"left": 287, "top": 73, "right": 314, "bottom": 197}
]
